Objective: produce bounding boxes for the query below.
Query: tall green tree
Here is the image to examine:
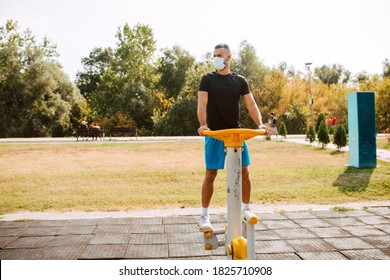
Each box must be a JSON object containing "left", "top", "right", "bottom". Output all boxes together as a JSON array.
[
  {"left": 79, "top": 23, "right": 157, "bottom": 133},
  {"left": 157, "top": 45, "right": 195, "bottom": 99},
  {"left": 314, "top": 64, "right": 347, "bottom": 85},
  {"left": 0, "top": 20, "right": 85, "bottom": 137}
]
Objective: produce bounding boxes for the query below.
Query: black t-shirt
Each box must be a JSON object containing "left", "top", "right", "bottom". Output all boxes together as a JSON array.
[{"left": 199, "top": 71, "right": 251, "bottom": 130}]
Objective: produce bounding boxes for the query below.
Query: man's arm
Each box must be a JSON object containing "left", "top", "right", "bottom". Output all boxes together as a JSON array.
[
  {"left": 242, "top": 93, "right": 266, "bottom": 129},
  {"left": 197, "top": 91, "right": 210, "bottom": 135}
]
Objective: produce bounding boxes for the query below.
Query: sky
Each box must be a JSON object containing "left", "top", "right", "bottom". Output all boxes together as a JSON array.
[{"left": 1, "top": 0, "right": 389, "bottom": 81}]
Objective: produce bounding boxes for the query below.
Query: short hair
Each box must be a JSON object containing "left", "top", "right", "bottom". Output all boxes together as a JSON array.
[{"left": 214, "top": 44, "right": 231, "bottom": 53}]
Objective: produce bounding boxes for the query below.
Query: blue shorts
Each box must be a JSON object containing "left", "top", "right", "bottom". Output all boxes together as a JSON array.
[{"left": 204, "top": 136, "right": 250, "bottom": 170}]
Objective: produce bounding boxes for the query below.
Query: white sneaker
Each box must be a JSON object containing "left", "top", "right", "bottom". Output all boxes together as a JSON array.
[{"left": 198, "top": 215, "right": 212, "bottom": 231}]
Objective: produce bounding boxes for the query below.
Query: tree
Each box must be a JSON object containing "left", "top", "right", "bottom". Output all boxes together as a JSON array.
[
  {"left": 317, "top": 121, "right": 330, "bottom": 148},
  {"left": 315, "top": 113, "right": 325, "bottom": 134},
  {"left": 383, "top": 58, "right": 390, "bottom": 78},
  {"left": 314, "top": 64, "right": 344, "bottom": 85},
  {"left": 306, "top": 125, "right": 316, "bottom": 146},
  {"left": 333, "top": 124, "right": 347, "bottom": 151},
  {"left": 75, "top": 47, "right": 114, "bottom": 100},
  {"left": 0, "top": 20, "right": 85, "bottom": 137},
  {"left": 278, "top": 121, "right": 287, "bottom": 140},
  {"left": 153, "top": 96, "right": 198, "bottom": 136},
  {"left": 157, "top": 45, "right": 195, "bottom": 99},
  {"left": 79, "top": 23, "right": 157, "bottom": 134}
]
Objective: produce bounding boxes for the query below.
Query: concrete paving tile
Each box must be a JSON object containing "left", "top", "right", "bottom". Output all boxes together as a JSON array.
[
  {"left": 256, "top": 253, "right": 301, "bottom": 260},
  {"left": 307, "top": 227, "right": 352, "bottom": 238},
  {"left": 366, "top": 207, "right": 390, "bottom": 216},
  {"left": 282, "top": 212, "right": 317, "bottom": 219},
  {"left": 0, "top": 221, "right": 38, "bottom": 228},
  {"left": 255, "top": 240, "right": 295, "bottom": 254},
  {"left": 341, "top": 249, "right": 390, "bottom": 260},
  {"left": 258, "top": 213, "right": 288, "bottom": 220},
  {"left": 373, "top": 224, "right": 390, "bottom": 234},
  {"left": 273, "top": 228, "right": 317, "bottom": 239},
  {"left": 97, "top": 218, "right": 132, "bottom": 225},
  {"left": 129, "top": 217, "right": 162, "bottom": 225},
  {"left": 324, "top": 237, "right": 374, "bottom": 250},
  {"left": 93, "top": 224, "right": 130, "bottom": 234},
  {"left": 286, "top": 239, "right": 336, "bottom": 252},
  {"left": 262, "top": 220, "right": 301, "bottom": 230},
  {"left": 355, "top": 215, "right": 390, "bottom": 225},
  {"left": 125, "top": 244, "right": 168, "bottom": 259},
  {"left": 5, "top": 236, "right": 55, "bottom": 249},
  {"left": 0, "top": 248, "right": 43, "bottom": 260},
  {"left": 209, "top": 214, "right": 227, "bottom": 223},
  {"left": 0, "top": 236, "right": 18, "bottom": 248},
  {"left": 163, "top": 216, "right": 196, "bottom": 224},
  {"left": 21, "top": 226, "right": 60, "bottom": 236},
  {"left": 255, "top": 230, "right": 282, "bottom": 241},
  {"left": 129, "top": 233, "right": 168, "bottom": 244},
  {"left": 164, "top": 224, "right": 198, "bottom": 233},
  {"left": 131, "top": 224, "right": 164, "bottom": 234},
  {"left": 311, "top": 211, "right": 347, "bottom": 218},
  {"left": 343, "top": 210, "right": 375, "bottom": 217},
  {"left": 341, "top": 225, "right": 388, "bottom": 237},
  {"left": 70, "top": 219, "right": 100, "bottom": 226},
  {"left": 324, "top": 218, "right": 363, "bottom": 228},
  {"left": 31, "top": 220, "right": 73, "bottom": 227},
  {"left": 89, "top": 234, "right": 129, "bottom": 245},
  {"left": 39, "top": 246, "right": 86, "bottom": 260},
  {"left": 56, "top": 225, "right": 96, "bottom": 235},
  {"left": 254, "top": 222, "right": 268, "bottom": 231},
  {"left": 360, "top": 235, "right": 390, "bottom": 249},
  {"left": 292, "top": 218, "right": 332, "bottom": 228},
  {"left": 79, "top": 244, "right": 126, "bottom": 259},
  {"left": 169, "top": 243, "right": 212, "bottom": 258},
  {"left": 0, "top": 227, "right": 27, "bottom": 237},
  {"left": 48, "top": 235, "right": 93, "bottom": 247},
  {"left": 298, "top": 252, "right": 348, "bottom": 260},
  {"left": 168, "top": 232, "right": 203, "bottom": 244}
]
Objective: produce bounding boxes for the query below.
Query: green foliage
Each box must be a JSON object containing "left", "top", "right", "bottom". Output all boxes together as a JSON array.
[
  {"left": 317, "top": 121, "right": 330, "bottom": 148},
  {"left": 153, "top": 96, "right": 198, "bottom": 136},
  {"left": 315, "top": 113, "right": 325, "bottom": 133},
  {"left": 157, "top": 46, "right": 195, "bottom": 99},
  {"left": 278, "top": 121, "right": 287, "bottom": 140},
  {"left": 279, "top": 103, "right": 308, "bottom": 134},
  {"left": 314, "top": 64, "right": 348, "bottom": 85},
  {"left": 0, "top": 20, "right": 85, "bottom": 137},
  {"left": 306, "top": 125, "right": 316, "bottom": 146},
  {"left": 333, "top": 124, "right": 347, "bottom": 151}
]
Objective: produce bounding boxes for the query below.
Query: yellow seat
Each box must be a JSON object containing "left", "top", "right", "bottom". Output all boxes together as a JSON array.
[{"left": 203, "top": 128, "right": 266, "bottom": 147}]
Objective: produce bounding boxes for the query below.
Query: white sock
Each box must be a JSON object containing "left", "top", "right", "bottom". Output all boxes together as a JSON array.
[
  {"left": 242, "top": 203, "right": 250, "bottom": 211},
  {"left": 201, "top": 207, "right": 209, "bottom": 217}
]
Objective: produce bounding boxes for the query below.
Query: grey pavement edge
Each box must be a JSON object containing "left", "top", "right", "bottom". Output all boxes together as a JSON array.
[{"left": 0, "top": 206, "right": 389, "bottom": 260}]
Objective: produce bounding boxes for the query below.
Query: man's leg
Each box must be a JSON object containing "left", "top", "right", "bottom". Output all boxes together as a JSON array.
[
  {"left": 199, "top": 169, "right": 218, "bottom": 230},
  {"left": 202, "top": 169, "right": 218, "bottom": 207},
  {"left": 242, "top": 165, "right": 251, "bottom": 204}
]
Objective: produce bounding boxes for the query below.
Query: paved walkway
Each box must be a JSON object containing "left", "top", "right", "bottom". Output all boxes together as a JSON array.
[{"left": 0, "top": 206, "right": 389, "bottom": 260}]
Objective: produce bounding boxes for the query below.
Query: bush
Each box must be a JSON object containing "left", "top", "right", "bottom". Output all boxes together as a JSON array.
[
  {"left": 333, "top": 124, "right": 347, "bottom": 151},
  {"left": 317, "top": 121, "right": 330, "bottom": 148},
  {"left": 306, "top": 125, "right": 316, "bottom": 146},
  {"left": 278, "top": 121, "right": 287, "bottom": 140}
]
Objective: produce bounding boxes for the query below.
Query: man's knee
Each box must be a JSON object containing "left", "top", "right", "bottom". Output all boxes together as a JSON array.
[{"left": 205, "top": 169, "right": 218, "bottom": 181}]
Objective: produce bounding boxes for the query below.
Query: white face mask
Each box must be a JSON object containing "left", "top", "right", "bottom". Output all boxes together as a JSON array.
[{"left": 213, "top": 57, "right": 226, "bottom": 70}]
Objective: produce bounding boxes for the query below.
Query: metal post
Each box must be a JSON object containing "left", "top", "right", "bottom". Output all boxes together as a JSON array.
[
  {"left": 225, "top": 146, "right": 242, "bottom": 258},
  {"left": 305, "top": 62, "right": 314, "bottom": 127}
]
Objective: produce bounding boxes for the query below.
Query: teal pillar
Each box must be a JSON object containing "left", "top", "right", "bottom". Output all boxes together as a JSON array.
[{"left": 347, "top": 92, "right": 376, "bottom": 168}]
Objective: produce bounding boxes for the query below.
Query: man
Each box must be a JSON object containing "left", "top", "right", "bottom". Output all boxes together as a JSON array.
[{"left": 197, "top": 43, "right": 267, "bottom": 230}]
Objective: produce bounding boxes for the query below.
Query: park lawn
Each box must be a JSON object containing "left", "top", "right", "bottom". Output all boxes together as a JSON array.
[{"left": 0, "top": 139, "right": 389, "bottom": 214}]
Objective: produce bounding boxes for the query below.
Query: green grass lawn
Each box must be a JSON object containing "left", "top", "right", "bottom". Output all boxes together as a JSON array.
[{"left": 0, "top": 139, "right": 389, "bottom": 214}]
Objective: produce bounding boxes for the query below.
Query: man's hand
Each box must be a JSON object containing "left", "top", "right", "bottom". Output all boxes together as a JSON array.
[
  {"left": 198, "top": 125, "right": 210, "bottom": 136},
  {"left": 258, "top": 123, "right": 268, "bottom": 133}
]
